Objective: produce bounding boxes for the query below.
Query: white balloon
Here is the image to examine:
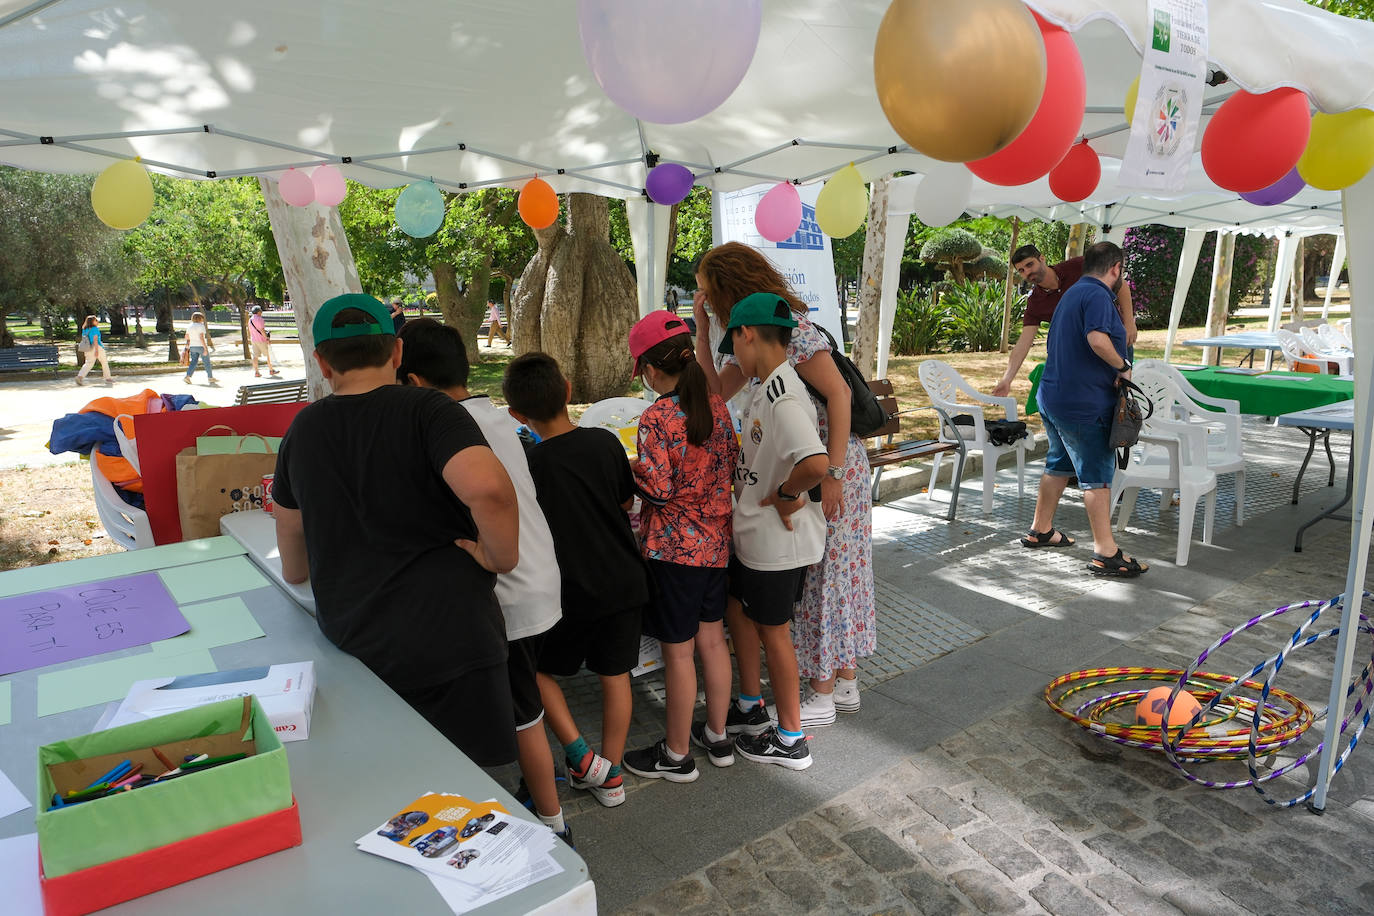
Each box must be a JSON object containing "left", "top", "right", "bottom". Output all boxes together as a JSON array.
[{"left": 913, "top": 164, "right": 974, "bottom": 227}]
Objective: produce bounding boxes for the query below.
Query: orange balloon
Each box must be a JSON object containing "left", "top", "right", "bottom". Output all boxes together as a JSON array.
[
  {"left": 1135, "top": 687, "right": 1202, "bottom": 728},
  {"left": 519, "top": 178, "right": 559, "bottom": 229}
]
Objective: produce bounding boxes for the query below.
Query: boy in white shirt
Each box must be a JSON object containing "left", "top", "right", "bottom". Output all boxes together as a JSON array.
[
  {"left": 717, "top": 293, "right": 829, "bottom": 770},
  {"left": 396, "top": 319, "right": 571, "bottom": 845}
]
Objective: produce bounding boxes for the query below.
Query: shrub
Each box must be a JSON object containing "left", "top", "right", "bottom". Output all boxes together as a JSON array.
[
  {"left": 964, "top": 249, "right": 1008, "bottom": 281},
  {"left": 920, "top": 228, "right": 983, "bottom": 281},
  {"left": 944, "top": 280, "right": 1023, "bottom": 352},
  {"left": 891, "top": 288, "right": 946, "bottom": 355},
  {"left": 1123, "top": 227, "right": 1268, "bottom": 329}
]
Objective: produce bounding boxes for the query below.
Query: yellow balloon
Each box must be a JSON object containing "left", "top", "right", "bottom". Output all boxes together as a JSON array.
[
  {"left": 874, "top": 0, "right": 1045, "bottom": 163},
  {"left": 1297, "top": 109, "right": 1374, "bottom": 191},
  {"left": 815, "top": 164, "right": 868, "bottom": 238},
  {"left": 1124, "top": 76, "right": 1139, "bottom": 123},
  {"left": 91, "top": 159, "right": 154, "bottom": 230}
]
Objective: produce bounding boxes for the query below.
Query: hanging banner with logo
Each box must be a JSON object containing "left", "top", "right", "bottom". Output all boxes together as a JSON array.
[
  {"left": 1120, "top": 0, "right": 1208, "bottom": 191},
  {"left": 715, "top": 183, "right": 844, "bottom": 342}
]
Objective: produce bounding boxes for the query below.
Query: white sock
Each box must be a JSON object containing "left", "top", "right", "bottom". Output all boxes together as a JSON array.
[
  {"left": 537, "top": 809, "right": 566, "bottom": 833},
  {"left": 705, "top": 724, "right": 727, "bottom": 744},
  {"left": 663, "top": 744, "right": 688, "bottom": 763}
]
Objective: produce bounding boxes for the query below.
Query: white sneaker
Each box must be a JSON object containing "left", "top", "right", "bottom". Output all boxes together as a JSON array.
[
  {"left": 834, "top": 676, "right": 860, "bottom": 713},
  {"left": 798, "top": 687, "right": 836, "bottom": 728}
]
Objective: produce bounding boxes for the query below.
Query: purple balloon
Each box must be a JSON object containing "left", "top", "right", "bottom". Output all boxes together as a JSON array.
[
  {"left": 646, "top": 163, "right": 694, "bottom": 205},
  {"left": 1240, "top": 167, "right": 1305, "bottom": 206}
]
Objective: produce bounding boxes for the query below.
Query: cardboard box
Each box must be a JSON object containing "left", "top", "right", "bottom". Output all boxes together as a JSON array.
[
  {"left": 37, "top": 696, "right": 293, "bottom": 878},
  {"left": 104, "top": 661, "right": 316, "bottom": 742},
  {"left": 40, "top": 799, "right": 302, "bottom": 916}
]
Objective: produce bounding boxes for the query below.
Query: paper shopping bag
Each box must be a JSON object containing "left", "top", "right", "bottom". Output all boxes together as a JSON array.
[{"left": 175, "top": 440, "right": 278, "bottom": 539}]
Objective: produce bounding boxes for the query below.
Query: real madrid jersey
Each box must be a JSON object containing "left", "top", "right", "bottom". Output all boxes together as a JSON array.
[{"left": 732, "top": 361, "right": 827, "bottom": 571}]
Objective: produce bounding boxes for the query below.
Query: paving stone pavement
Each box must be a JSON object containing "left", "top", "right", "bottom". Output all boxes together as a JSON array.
[{"left": 545, "top": 419, "right": 1374, "bottom": 915}]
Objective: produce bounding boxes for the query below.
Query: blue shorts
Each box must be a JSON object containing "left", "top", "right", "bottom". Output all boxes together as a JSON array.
[{"left": 1040, "top": 410, "right": 1116, "bottom": 490}]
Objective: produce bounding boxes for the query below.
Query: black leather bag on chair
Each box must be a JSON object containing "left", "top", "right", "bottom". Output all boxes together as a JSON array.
[{"left": 1109, "top": 378, "right": 1154, "bottom": 469}]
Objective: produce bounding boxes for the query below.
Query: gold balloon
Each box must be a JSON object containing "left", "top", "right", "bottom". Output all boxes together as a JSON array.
[
  {"left": 91, "top": 158, "right": 154, "bottom": 230},
  {"left": 1297, "top": 109, "right": 1374, "bottom": 191},
  {"left": 874, "top": 0, "right": 1046, "bottom": 163}
]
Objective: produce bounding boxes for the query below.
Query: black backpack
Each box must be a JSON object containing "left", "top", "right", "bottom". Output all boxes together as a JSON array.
[{"left": 799, "top": 324, "right": 888, "bottom": 438}]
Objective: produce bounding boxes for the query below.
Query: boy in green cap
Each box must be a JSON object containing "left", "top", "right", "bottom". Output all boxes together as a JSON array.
[
  {"left": 718, "top": 292, "right": 829, "bottom": 769},
  {"left": 272, "top": 293, "right": 522, "bottom": 768}
]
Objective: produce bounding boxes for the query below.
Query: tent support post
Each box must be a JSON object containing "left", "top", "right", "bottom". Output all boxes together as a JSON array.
[
  {"left": 1266, "top": 234, "right": 1296, "bottom": 369},
  {"left": 1001, "top": 218, "right": 1021, "bottom": 353},
  {"left": 1163, "top": 228, "right": 1206, "bottom": 364},
  {"left": 1312, "top": 173, "right": 1374, "bottom": 811},
  {"left": 1323, "top": 234, "right": 1347, "bottom": 320}
]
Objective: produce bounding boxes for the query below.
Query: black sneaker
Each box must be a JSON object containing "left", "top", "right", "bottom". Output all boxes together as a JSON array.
[
  {"left": 690, "top": 721, "right": 736, "bottom": 767},
  {"left": 725, "top": 700, "right": 771, "bottom": 736},
  {"left": 555, "top": 825, "right": 574, "bottom": 848},
  {"left": 622, "top": 740, "right": 699, "bottom": 783},
  {"left": 734, "top": 727, "right": 813, "bottom": 770}
]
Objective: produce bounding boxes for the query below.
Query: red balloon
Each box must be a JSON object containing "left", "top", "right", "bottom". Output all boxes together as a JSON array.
[
  {"left": 966, "top": 16, "right": 1085, "bottom": 186},
  {"left": 1049, "top": 141, "right": 1100, "bottom": 202},
  {"left": 1201, "top": 88, "right": 1312, "bottom": 193}
]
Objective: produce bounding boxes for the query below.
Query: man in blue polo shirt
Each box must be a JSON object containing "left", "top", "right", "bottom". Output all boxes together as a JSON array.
[{"left": 1023, "top": 242, "right": 1149, "bottom": 579}]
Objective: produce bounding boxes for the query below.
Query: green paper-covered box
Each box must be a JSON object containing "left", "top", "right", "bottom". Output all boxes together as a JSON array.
[{"left": 36, "top": 695, "right": 293, "bottom": 877}]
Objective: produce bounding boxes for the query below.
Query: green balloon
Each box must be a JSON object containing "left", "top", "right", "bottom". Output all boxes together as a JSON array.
[{"left": 395, "top": 181, "right": 445, "bottom": 237}]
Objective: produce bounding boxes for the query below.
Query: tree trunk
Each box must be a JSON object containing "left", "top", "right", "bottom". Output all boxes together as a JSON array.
[
  {"left": 227, "top": 286, "right": 251, "bottom": 358},
  {"left": 511, "top": 193, "right": 638, "bottom": 402},
  {"left": 108, "top": 304, "right": 128, "bottom": 336},
  {"left": 1202, "top": 232, "right": 1235, "bottom": 366},
  {"left": 154, "top": 302, "right": 172, "bottom": 335},
  {"left": 1001, "top": 217, "right": 1022, "bottom": 352},
  {"left": 1291, "top": 237, "right": 1305, "bottom": 323},
  {"left": 0, "top": 312, "right": 12, "bottom": 348},
  {"left": 851, "top": 175, "right": 890, "bottom": 377},
  {"left": 1065, "top": 222, "right": 1087, "bottom": 259},
  {"left": 259, "top": 176, "right": 363, "bottom": 399}
]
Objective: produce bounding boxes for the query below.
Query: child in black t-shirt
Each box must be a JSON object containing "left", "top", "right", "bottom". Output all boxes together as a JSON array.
[
  {"left": 272, "top": 294, "right": 521, "bottom": 767},
  {"left": 503, "top": 352, "right": 648, "bottom": 809}
]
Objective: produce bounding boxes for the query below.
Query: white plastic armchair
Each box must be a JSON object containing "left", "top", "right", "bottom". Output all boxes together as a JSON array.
[
  {"left": 1132, "top": 362, "right": 1245, "bottom": 525},
  {"left": 1111, "top": 416, "right": 1217, "bottom": 566},
  {"left": 1317, "top": 323, "right": 1353, "bottom": 351},
  {"left": 917, "top": 359, "right": 1035, "bottom": 512},
  {"left": 90, "top": 446, "right": 154, "bottom": 550},
  {"left": 113, "top": 413, "right": 140, "bottom": 474},
  {"left": 1275, "top": 329, "right": 1338, "bottom": 374},
  {"left": 577, "top": 396, "right": 650, "bottom": 431}
]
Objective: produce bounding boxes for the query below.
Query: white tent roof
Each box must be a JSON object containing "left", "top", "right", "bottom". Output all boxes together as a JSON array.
[{"left": 1, "top": 0, "right": 1371, "bottom": 222}]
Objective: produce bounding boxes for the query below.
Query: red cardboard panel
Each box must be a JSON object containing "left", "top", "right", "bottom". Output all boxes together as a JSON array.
[
  {"left": 40, "top": 798, "right": 301, "bottom": 916},
  {"left": 134, "top": 405, "right": 306, "bottom": 544}
]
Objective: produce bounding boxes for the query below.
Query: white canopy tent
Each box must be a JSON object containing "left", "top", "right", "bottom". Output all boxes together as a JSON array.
[{"left": 3, "top": 0, "right": 1374, "bottom": 808}]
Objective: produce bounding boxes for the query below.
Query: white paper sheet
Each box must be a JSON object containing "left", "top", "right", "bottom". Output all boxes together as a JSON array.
[
  {"left": 0, "top": 766, "right": 32, "bottom": 819},
  {"left": 0, "top": 834, "right": 43, "bottom": 916}
]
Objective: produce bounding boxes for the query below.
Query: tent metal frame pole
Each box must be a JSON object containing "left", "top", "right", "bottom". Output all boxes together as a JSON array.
[
  {"left": 0, "top": 125, "right": 208, "bottom": 148},
  {"left": 0, "top": 0, "right": 65, "bottom": 31}
]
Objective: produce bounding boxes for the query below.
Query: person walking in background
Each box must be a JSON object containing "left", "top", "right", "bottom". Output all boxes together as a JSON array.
[
  {"left": 486, "top": 301, "right": 510, "bottom": 346},
  {"left": 249, "top": 305, "right": 279, "bottom": 378},
  {"left": 993, "top": 243, "right": 1137, "bottom": 398},
  {"left": 693, "top": 241, "right": 875, "bottom": 727},
  {"left": 75, "top": 314, "right": 112, "bottom": 386},
  {"left": 1025, "top": 241, "right": 1149, "bottom": 578},
  {"left": 183, "top": 311, "right": 217, "bottom": 385},
  {"left": 389, "top": 299, "right": 407, "bottom": 335}
]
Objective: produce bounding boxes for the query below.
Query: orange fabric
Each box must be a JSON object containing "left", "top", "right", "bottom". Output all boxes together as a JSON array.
[{"left": 80, "top": 389, "right": 164, "bottom": 492}]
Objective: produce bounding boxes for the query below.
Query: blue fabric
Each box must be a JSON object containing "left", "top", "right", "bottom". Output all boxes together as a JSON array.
[
  {"left": 1036, "top": 277, "right": 1127, "bottom": 424},
  {"left": 1040, "top": 410, "right": 1116, "bottom": 490},
  {"left": 48, "top": 412, "right": 120, "bottom": 457}
]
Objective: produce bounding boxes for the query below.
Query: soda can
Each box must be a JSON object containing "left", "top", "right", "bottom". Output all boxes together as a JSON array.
[{"left": 261, "top": 473, "right": 275, "bottom": 515}]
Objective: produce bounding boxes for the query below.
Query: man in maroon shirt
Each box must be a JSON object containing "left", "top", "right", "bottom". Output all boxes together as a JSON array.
[{"left": 993, "top": 244, "right": 1136, "bottom": 397}]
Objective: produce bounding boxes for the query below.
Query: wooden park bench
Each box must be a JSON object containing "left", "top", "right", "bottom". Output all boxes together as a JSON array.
[
  {"left": 0, "top": 344, "right": 60, "bottom": 371},
  {"left": 865, "top": 379, "right": 966, "bottom": 520},
  {"left": 234, "top": 377, "right": 308, "bottom": 406}
]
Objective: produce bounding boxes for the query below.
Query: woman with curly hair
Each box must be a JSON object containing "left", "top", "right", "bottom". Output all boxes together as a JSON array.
[{"left": 692, "top": 241, "right": 875, "bottom": 728}]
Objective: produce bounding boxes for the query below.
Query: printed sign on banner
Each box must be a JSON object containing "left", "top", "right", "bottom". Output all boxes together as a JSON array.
[
  {"left": 716, "top": 183, "right": 845, "bottom": 342},
  {"left": 1120, "top": 0, "right": 1208, "bottom": 192}
]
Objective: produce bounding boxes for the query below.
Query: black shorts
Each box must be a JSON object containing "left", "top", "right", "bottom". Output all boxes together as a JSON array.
[
  {"left": 728, "top": 557, "right": 808, "bottom": 627},
  {"left": 537, "top": 604, "right": 642, "bottom": 677},
  {"left": 396, "top": 664, "right": 516, "bottom": 766},
  {"left": 507, "top": 633, "right": 546, "bottom": 731},
  {"left": 644, "top": 560, "right": 727, "bottom": 644}
]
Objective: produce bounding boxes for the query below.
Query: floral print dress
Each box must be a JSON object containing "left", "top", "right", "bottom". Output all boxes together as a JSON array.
[{"left": 722, "top": 315, "right": 877, "bottom": 678}]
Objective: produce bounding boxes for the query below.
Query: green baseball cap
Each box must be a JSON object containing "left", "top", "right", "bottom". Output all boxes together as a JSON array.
[
  {"left": 717, "top": 292, "right": 799, "bottom": 355},
  {"left": 312, "top": 293, "right": 394, "bottom": 345}
]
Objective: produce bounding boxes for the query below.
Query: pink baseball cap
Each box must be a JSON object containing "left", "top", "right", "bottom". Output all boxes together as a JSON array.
[{"left": 628, "top": 311, "right": 692, "bottom": 363}]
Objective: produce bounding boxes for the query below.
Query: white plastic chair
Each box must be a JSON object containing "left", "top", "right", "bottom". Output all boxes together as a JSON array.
[
  {"left": 1133, "top": 362, "right": 1246, "bottom": 525},
  {"left": 113, "top": 413, "right": 140, "bottom": 474},
  {"left": 90, "top": 447, "right": 155, "bottom": 550},
  {"left": 1318, "top": 323, "right": 1353, "bottom": 351},
  {"left": 1275, "top": 328, "right": 1342, "bottom": 374},
  {"left": 917, "top": 359, "right": 1035, "bottom": 512},
  {"left": 577, "top": 396, "right": 650, "bottom": 430},
  {"left": 1111, "top": 418, "right": 1217, "bottom": 567}
]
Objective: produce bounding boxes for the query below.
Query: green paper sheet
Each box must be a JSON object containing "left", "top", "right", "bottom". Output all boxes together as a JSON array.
[
  {"left": 36, "top": 649, "right": 216, "bottom": 717},
  {"left": 157, "top": 556, "right": 268, "bottom": 604},
  {"left": 196, "top": 434, "right": 281, "bottom": 455},
  {"left": 0, "top": 680, "right": 11, "bottom": 727},
  {"left": 150, "top": 597, "right": 265, "bottom": 655}
]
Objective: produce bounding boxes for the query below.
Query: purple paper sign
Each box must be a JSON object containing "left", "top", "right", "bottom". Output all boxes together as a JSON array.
[{"left": 0, "top": 572, "right": 190, "bottom": 675}]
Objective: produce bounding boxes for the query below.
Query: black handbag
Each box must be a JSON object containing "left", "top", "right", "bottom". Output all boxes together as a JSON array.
[
  {"left": 1109, "top": 378, "right": 1154, "bottom": 469},
  {"left": 798, "top": 324, "right": 888, "bottom": 438}
]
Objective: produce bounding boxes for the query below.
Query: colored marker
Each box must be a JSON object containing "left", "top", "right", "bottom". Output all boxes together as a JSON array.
[
  {"left": 151, "top": 748, "right": 177, "bottom": 771},
  {"left": 85, "top": 759, "right": 131, "bottom": 789},
  {"left": 108, "top": 765, "right": 144, "bottom": 789},
  {"left": 155, "top": 754, "right": 208, "bottom": 780},
  {"left": 181, "top": 753, "right": 247, "bottom": 769}
]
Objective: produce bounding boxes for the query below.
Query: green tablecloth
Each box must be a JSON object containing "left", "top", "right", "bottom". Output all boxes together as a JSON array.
[{"left": 1025, "top": 363, "right": 1351, "bottom": 417}]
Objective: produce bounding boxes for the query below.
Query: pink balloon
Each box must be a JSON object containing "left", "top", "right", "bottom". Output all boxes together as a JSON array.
[
  {"left": 311, "top": 165, "right": 347, "bottom": 207},
  {"left": 279, "top": 168, "right": 316, "bottom": 207},
  {"left": 754, "top": 182, "right": 802, "bottom": 243}
]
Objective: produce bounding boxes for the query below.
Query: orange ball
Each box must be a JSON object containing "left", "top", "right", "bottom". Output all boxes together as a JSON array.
[
  {"left": 1135, "top": 686, "right": 1202, "bottom": 727},
  {"left": 518, "top": 178, "right": 559, "bottom": 229}
]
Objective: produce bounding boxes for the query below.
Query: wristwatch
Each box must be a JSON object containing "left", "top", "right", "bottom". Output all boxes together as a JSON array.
[
  {"left": 826, "top": 465, "right": 845, "bottom": 480},
  {"left": 1116, "top": 359, "right": 1132, "bottom": 374},
  {"left": 775, "top": 484, "right": 800, "bottom": 502}
]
